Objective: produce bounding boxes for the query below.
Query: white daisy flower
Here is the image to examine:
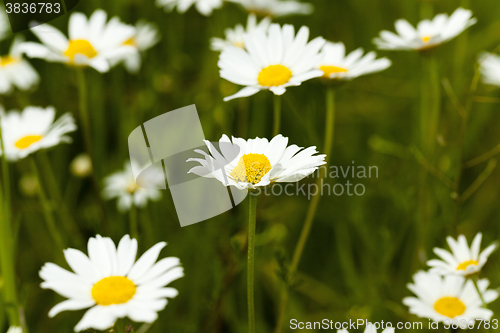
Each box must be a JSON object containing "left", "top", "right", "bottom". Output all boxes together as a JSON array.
[
  {"left": 119, "top": 20, "right": 160, "bottom": 73},
  {"left": 6, "top": 327, "right": 23, "bottom": 333},
  {"left": 219, "top": 23, "right": 325, "bottom": 101},
  {"left": 102, "top": 161, "right": 164, "bottom": 212},
  {"left": 427, "top": 233, "right": 497, "bottom": 276},
  {"left": 228, "top": 0, "right": 313, "bottom": 17},
  {"left": 40, "top": 234, "right": 184, "bottom": 332},
  {"left": 187, "top": 134, "right": 326, "bottom": 190},
  {"left": 478, "top": 52, "right": 500, "bottom": 87},
  {"left": 156, "top": 0, "right": 223, "bottom": 16},
  {"left": 403, "top": 271, "right": 498, "bottom": 322},
  {"left": 0, "top": 35, "right": 40, "bottom": 94},
  {"left": 210, "top": 13, "right": 271, "bottom": 51},
  {"left": 0, "top": 106, "right": 76, "bottom": 162},
  {"left": 373, "top": 8, "right": 476, "bottom": 51},
  {"left": 20, "top": 9, "right": 136, "bottom": 73},
  {"left": 317, "top": 41, "right": 391, "bottom": 80},
  {"left": 339, "top": 327, "right": 394, "bottom": 333},
  {"left": 0, "top": 6, "right": 10, "bottom": 41}
]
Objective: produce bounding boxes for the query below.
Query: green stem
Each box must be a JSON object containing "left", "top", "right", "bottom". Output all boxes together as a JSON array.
[
  {"left": 472, "top": 277, "right": 488, "bottom": 308},
  {"left": 30, "top": 157, "right": 65, "bottom": 251},
  {"left": 129, "top": 205, "right": 138, "bottom": 240},
  {"left": 420, "top": 54, "right": 440, "bottom": 157},
  {"left": 247, "top": 194, "right": 257, "bottom": 333},
  {"left": 76, "top": 68, "right": 107, "bottom": 223},
  {"left": 273, "top": 95, "right": 281, "bottom": 136},
  {"left": 0, "top": 115, "right": 20, "bottom": 327},
  {"left": 274, "top": 88, "right": 335, "bottom": 333}
]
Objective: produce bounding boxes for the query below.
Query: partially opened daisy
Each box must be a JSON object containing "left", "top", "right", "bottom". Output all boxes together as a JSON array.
[
  {"left": 373, "top": 8, "right": 476, "bottom": 51},
  {"left": 478, "top": 53, "right": 500, "bottom": 87},
  {"left": 0, "top": 6, "right": 10, "bottom": 41},
  {"left": 219, "top": 23, "right": 325, "bottom": 101},
  {"left": 156, "top": 0, "right": 223, "bottom": 16},
  {"left": 427, "top": 233, "right": 497, "bottom": 276},
  {"left": 119, "top": 20, "right": 160, "bottom": 73},
  {"left": 20, "top": 9, "right": 135, "bottom": 73},
  {"left": 0, "top": 106, "right": 76, "bottom": 161},
  {"left": 102, "top": 160, "right": 164, "bottom": 212},
  {"left": 40, "top": 235, "right": 184, "bottom": 331},
  {"left": 0, "top": 36, "right": 39, "bottom": 94},
  {"left": 228, "top": 0, "right": 313, "bottom": 17},
  {"left": 211, "top": 13, "right": 271, "bottom": 51},
  {"left": 317, "top": 41, "right": 391, "bottom": 80},
  {"left": 187, "top": 134, "right": 326, "bottom": 190},
  {"left": 403, "top": 271, "right": 497, "bottom": 322}
]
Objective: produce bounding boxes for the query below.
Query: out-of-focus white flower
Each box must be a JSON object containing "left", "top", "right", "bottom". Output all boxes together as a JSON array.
[
  {"left": 373, "top": 8, "right": 476, "bottom": 51},
  {"left": 218, "top": 23, "right": 325, "bottom": 101},
  {"left": 0, "top": 106, "right": 76, "bottom": 161},
  {"left": 6, "top": 327, "right": 23, "bottom": 333},
  {"left": 70, "top": 153, "right": 93, "bottom": 177},
  {"left": 479, "top": 52, "right": 500, "bottom": 87},
  {"left": 102, "top": 161, "right": 164, "bottom": 212},
  {"left": 118, "top": 20, "right": 160, "bottom": 73},
  {"left": 187, "top": 134, "right": 326, "bottom": 190},
  {"left": 40, "top": 235, "right": 184, "bottom": 332},
  {"left": 427, "top": 233, "right": 497, "bottom": 276},
  {"left": 0, "top": 36, "right": 39, "bottom": 94},
  {"left": 20, "top": 9, "right": 136, "bottom": 73},
  {"left": 317, "top": 41, "right": 391, "bottom": 80},
  {"left": 0, "top": 6, "right": 10, "bottom": 41},
  {"left": 211, "top": 14, "right": 271, "bottom": 51},
  {"left": 228, "top": 0, "right": 313, "bottom": 17},
  {"left": 403, "top": 271, "right": 498, "bottom": 322},
  {"left": 156, "top": 0, "right": 223, "bottom": 16}
]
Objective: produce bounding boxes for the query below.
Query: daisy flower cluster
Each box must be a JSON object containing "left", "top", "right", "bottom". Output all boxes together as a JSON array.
[
  {"left": 403, "top": 233, "right": 499, "bottom": 323},
  {"left": 155, "top": 0, "right": 314, "bottom": 17}
]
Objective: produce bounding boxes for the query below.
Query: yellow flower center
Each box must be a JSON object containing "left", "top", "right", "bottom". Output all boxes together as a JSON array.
[
  {"left": 456, "top": 259, "right": 479, "bottom": 271},
  {"left": 230, "top": 153, "right": 272, "bottom": 185},
  {"left": 63, "top": 39, "right": 98, "bottom": 61},
  {"left": 0, "top": 55, "right": 20, "bottom": 67},
  {"left": 126, "top": 181, "right": 139, "bottom": 193},
  {"left": 258, "top": 64, "right": 292, "bottom": 87},
  {"left": 233, "top": 41, "right": 245, "bottom": 48},
  {"left": 91, "top": 276, "right": 136, "bottom": 306},
  {"left": 422, "top": 36, "right": 431, "bottom": 43},
  {"left": 320, "top": 65, "right": 348, "bottom": 78},
  {"left": 433, "top": 297, "right": 466, "bottom": 318},
  {"left": 14, "top": 135, "right": 43, "bottom": 149},
  {"left": 123, "top": 38, "right": 136, "bottom": 46}
]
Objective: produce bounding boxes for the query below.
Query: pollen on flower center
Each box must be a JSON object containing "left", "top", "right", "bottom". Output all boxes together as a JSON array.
[
  {"left": 433, "top": 297, "right": 466, "bottom": 318},
  {"left": 320, "top": 65, "right": 348, "bottom": 78},
  {"left": 258, "top": 64, "right": 292, "bottom": 87},
  {"left": 456, "top": 259, "right": 479, "bottom": 271},
  {"left": 14, "top": 135, "right": 43, "bottom": 149},
  {"left": 230, "top": 153, "right": 272, "bottom": 185},
  {"left": 64, "top": 39, "right": 98, "bottom": 61},
  {"left": 0, "top": 55, "right": 20, "bottom": 67},
  {"left": 422, "top": 36, "right": 431, "bottom": 43},
  {"left": 123, "top": 38, "right": 136, "bottom": 46},
  {"left": 91, "top": 276, "right": 136, "bottom": 306},
  {"left": 126, "top": 181, "right": 139, "bottom": 193}
]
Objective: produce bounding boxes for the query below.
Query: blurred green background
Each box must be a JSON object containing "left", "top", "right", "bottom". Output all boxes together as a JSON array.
[{"left": 2, "top": 0, "right": 500, "bottom": 332}]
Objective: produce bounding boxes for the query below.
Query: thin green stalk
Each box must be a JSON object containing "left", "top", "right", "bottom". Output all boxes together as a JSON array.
[
  {"left": 274, "top": 88, "right": 335, "bottom": 333},
  {"left": 273, "top": 95, "right": 281, "bottom": 136},
  {"left": 30, "top": 157, "right": 65, "bottom": 251},
  {"left": 420, "top": 54, "right": 440, "bottom": 156},
  {"left": 0, "top": 115, "right": 20, "bottom": 327},
  {"left": 247, "top": 194, "right": 258, "bottom": 333},
  {"left": 130, "top": 205, "right": 138, "bottom": 240},
  {"left": 472, "top": 277, "right": 487, "bottom": 308},
  {"left": 136, "top": 323, "right": 152, "bottom": 333},
  {"left": 76, "top": 68, "right": 107, "bottom": 223}
]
